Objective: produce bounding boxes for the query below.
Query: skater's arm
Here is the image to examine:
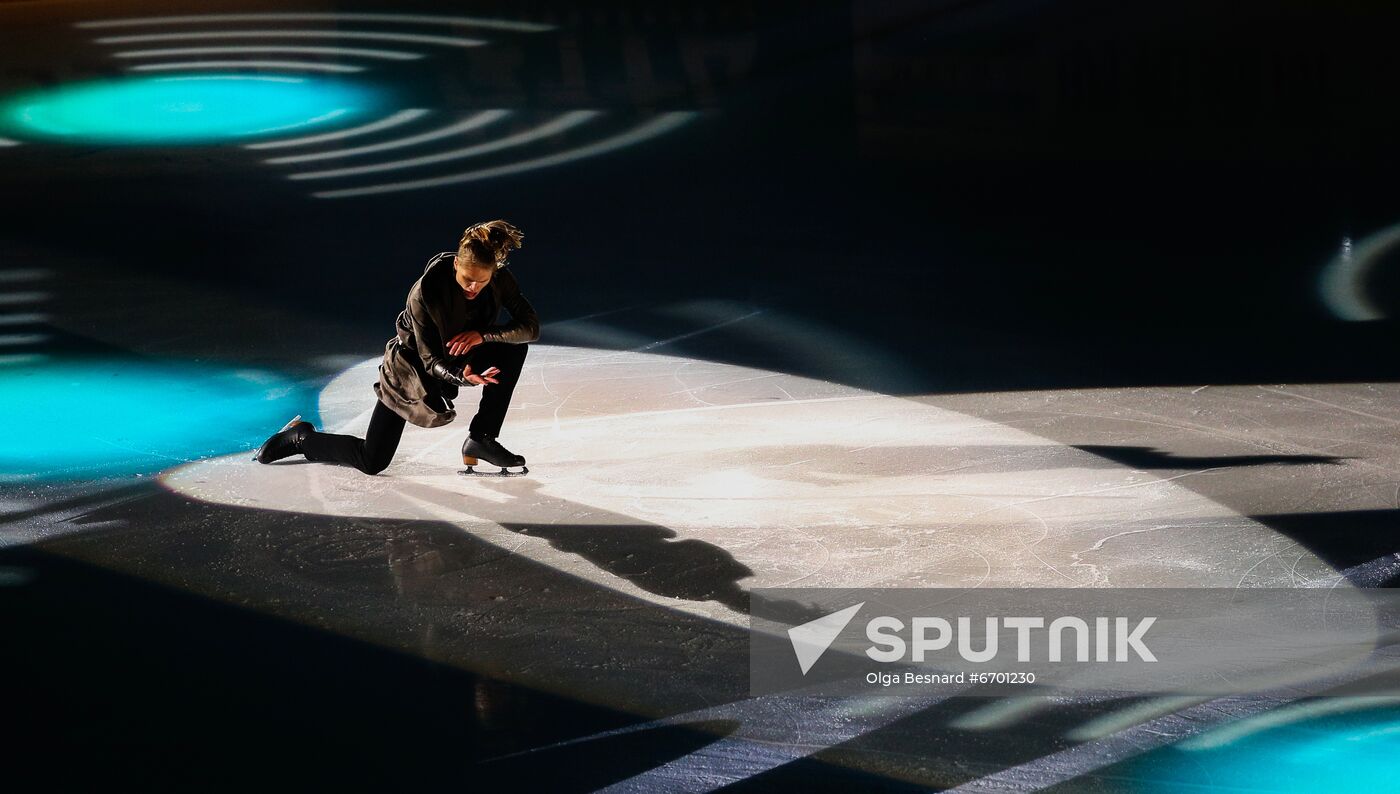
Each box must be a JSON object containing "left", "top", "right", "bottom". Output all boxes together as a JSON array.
[
  {"left": 406, "top": 285, "right": 451, "bottom": 373},
  {"left": 481, "top": 269, "right": 540, "bottom": 344}
]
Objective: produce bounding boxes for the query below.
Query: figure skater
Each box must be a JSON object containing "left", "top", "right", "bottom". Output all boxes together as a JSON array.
[{"left": 253, "top": 219, "right": 538, "bottom": 476}]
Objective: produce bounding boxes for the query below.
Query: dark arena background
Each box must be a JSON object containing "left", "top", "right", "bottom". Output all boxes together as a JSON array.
[{"left": 2, "top": 1, "right": 1398, "bottom": 791}]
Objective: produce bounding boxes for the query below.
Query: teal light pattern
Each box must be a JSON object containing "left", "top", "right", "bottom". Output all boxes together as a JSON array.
[
  {"left": 1131, "top": 704, "right": 1400, "bottom": 793},
  {"left": 0, "top": 74, "right": 380, "bottom": 144},
  {"left": 0, "top": 358, "right": 316, "bottom": 481}
]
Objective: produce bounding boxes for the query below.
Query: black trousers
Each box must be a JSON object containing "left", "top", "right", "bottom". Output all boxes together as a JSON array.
[{"left": 301, "top": 342, "right": 529, "bottom": 475}]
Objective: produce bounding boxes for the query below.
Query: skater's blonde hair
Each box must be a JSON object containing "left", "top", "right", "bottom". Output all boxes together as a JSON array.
[{"left": 458, "top": 220, "right": 524, "bottom": 270}]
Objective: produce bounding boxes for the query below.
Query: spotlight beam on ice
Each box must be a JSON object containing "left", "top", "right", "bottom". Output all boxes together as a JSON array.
[
  {"left": 97, "top": 30, "right": 486, "bottom": 49},
  {"left": 160, "top": 348, "right": 1388, "bottom": 788},
  {"left": 263, "top": 110, "right": 510, "bottom": 164},
  {"left": 246, "top": 108, "right": 429, "bottom": 150},
  {"left": 311, "top": 112, "right": 699, "bottom": 198},
  {"left": 289, "top": 110, "right": 602, "bottom": 180},
  {"left": 130, "top": 60, "right": 366, "bottom": 74},
  {"left": 76, "top": 13, "right": 554, "bottom": 34},
  {"left": 113, "top": 46, "right": 422, "bottom": 62}
]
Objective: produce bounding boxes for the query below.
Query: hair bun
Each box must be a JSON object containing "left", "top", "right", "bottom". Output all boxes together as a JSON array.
[{"left": 458, "top": 219, "right": 524, "bottom": 266}]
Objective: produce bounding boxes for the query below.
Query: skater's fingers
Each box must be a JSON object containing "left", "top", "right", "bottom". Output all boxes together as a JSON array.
[
  {"left": 460, "top": 332, "right": 485, "bottom": 351},
  {"left": 483, "top": 367, "right": 500, "bottom": 377}
]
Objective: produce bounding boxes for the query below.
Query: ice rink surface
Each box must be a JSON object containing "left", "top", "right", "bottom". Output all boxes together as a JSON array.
[
  {"left": 172, "top": 346, "right": 1389, "bottom": 614},
  {"left": 11, "top": 342, "right": 1393, "bottom": 790}
]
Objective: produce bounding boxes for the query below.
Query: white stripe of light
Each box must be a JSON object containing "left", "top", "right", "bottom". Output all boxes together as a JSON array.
[
  {"left": 157, "top": 74, "right": 309, "bottom": 84},
  {"left": 0, "top": 138, "right": 20, "bottom": 147},
  {"left": 264, "top": 110, "right": 509, "bottom": 164},
  {"left": 130, "top": 60, "right": 365, "bottom": 74},
  {"left": 312, "top": 112, "right": 699, "bottom": 198},
  {"left": 251, "top": 108, "right": 353, "bottom": 133},
  {"left": 0, "top": 334, "right": 47, "bottom": 346},
  {"left": 1065, "top": 696, "right": 1213, "bottom": 741},
  {"left": 246, "top": 108, "right": 429, "bottom": 150},
  {"left": 0, "top": 292, "right": 49, "bottom": 306},
  {"left": 0, "top": 353, "right": 44, "bottom": 367},
  {"left": 98, "top": 30, "right": 486, "bottom": 49},
  {"left": 77, "top": 13, "right": 554, "bottom": 33},
  {"left": 0, "top": 313, "right": 48, "bottom": 325},
  {"left": 1321, "top": 224, "right": 1399, "bottom": 321},
  {"left": 114, "top": 46, "right": 423, "bottom": 61},
  {"left": 947, "top": 696, "right": 1055, "bottom": 730},
  {"left": 0, "top": 268, "right": 50, "bottom": 282},
  {"left": 291, "top": 110, "right": 602, "bottom": 180}
]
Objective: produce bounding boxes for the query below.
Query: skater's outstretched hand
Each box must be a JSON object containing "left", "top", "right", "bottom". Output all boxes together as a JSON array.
[
  {"left": 430, "top": 362, "right": 490, "bottom": 388},
  {"left": 462, "top": 365, "right": 500, "bottom": 386},
  {"left": 446, "top": 330, "right": 484, "bottom": 356}
]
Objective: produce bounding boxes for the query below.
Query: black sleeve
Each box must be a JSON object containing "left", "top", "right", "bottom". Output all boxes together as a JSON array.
[
  {"left": 406, "top": 281, "right": 451, "bottom": 373},
  {"left": 481, "top": 269, "right": 540, "bottom": 344}
]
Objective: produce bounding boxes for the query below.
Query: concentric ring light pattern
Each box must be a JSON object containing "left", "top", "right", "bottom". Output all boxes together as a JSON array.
[
  {"left": 0, "top": 74, "right": 383, "bottom": 144},
  {"left": 13, "top": 11, "right": 699, "bottom": 195}
]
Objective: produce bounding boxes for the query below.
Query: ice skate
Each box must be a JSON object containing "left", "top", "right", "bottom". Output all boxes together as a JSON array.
[
  {"left": 253, "top": 415, "right": 314, "bottom": 464},
  {"left": 460, "top": 434, "right": 529, "bottom": 477}
]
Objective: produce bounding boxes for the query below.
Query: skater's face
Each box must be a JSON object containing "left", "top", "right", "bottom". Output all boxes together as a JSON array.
[{"left": 453, "top": 259, "right": 494, "bottom": 300}]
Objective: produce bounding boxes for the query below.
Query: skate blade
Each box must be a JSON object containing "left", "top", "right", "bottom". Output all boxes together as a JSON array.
[{"left": 459, "top": 465, "right": 529, "bottom": 478}]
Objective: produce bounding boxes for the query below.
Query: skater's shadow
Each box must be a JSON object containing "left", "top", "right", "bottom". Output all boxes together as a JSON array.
[
  {"left": 711, "top": 443, "right": 1347, "bottom": 485},
  {"left": 501, "top": 519, "right": 755, "bottom": 614},
  {"left": 396, "top": 479, "right": 819, "bottom": 622},
  {"left": 1071, "top": 445, "right": 1347, "bottom": 470}
]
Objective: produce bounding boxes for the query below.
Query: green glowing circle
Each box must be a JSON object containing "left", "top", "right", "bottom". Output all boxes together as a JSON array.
[{"left": 0, "top": 74, "right": 381, "bottom": 144}]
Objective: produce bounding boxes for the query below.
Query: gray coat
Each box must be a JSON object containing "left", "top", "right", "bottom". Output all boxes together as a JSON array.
[{"left": 374, "top": 252, "right": 539, "bottom": 428}]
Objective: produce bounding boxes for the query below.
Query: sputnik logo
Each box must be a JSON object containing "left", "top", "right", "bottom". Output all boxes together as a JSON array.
[{"left": 787, "top": 602, "right": 864, "bottom": 675}]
